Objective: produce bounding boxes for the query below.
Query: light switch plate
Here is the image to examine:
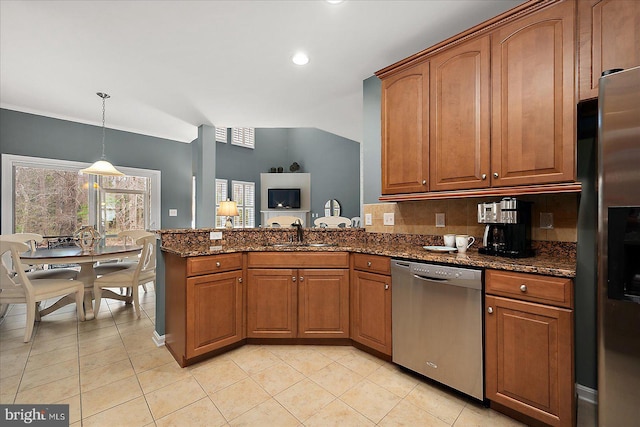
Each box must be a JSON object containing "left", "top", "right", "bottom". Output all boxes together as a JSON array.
[
  {"left": 383, "top": 212, "right": 395, "bottom": 226},
  {"left": 540, "top": 212, "right": 554, "bottom": 229},
  {"left": 168, "top": 209, "right": 178, "bottom": 217},
  {"left": 435, "top": 213, "right": 445, "bottom": 227},
  {"left": 210, "top": 231, "right": 222, "bottom": 240},
  {"left": 365, "top": 213, "right": 372, "bottom": 226}
]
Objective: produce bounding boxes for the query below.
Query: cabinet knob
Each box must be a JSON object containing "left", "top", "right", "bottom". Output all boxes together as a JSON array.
[
  {"left": 520, "top": 284, "right": 527, "bottom": 292},
  {"left": 216, "top": 262, "right": 221, "bottom": 267},
  {"left": 299, "top": 276, "right": 304, "bottom": 282},
  {"left": 488, "top": 307, "right": 493, "bottom": 314},
  {"left": 481, "top": 174, "right": 487, "bottom": 180},
  {"left": 367, "top": 261, "right": 372, "bottom": 267},
  {"left": 422, "top": 179, "right": 427, "bottom": 185},
  {"left": 292, "top": 276, "right": 296, "bottom": 282},
  {"left": 493, "top": 172, "right": 499, "bottom": 178},
  {"left": 385, "top": 284, "right": 389, "bottom": 290},
  {"left": 238, "top": 277, "right": 243, "bottom": 283}
]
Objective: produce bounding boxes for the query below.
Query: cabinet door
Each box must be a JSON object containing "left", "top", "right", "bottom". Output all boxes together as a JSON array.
[
  {"left": 350, "top": 270, "right": 392, "bottom": 355},
  {"left": 429, "top": 36, "right": 491, "bottom": 191},
  {"left": 186, "top": 270, "right": 244, "bottom": 358},
  {"left": 579, "top": 0, "right": 640, "bottom": 100},
  {"left": 247, "top": 269, "right": 297, "bottom": 338},
  {"left": 298, "top": 269, "right": 349, "bottom": 338},
  {"left": 485, "top": 295, "right": 574, "bottom": 427},
  {"left": 381, "top": 61, "right": 430, "bottom": 194},
  {"left": 491, "top": 0, "right": 576, "bottom": 187}
]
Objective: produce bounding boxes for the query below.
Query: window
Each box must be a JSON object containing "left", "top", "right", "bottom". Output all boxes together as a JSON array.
[
  {"left": 232, "top": 180, "right": 255, "bottom": 228},
  {"left": 214, "top": 179, "right": 228, "bottom": 229},
  {"left": 1, "top": 154, "right": 160, "bottom": 237},
  {"left": 231, "top": 127, "right": 255, "bottom": 149},
  {"left": 215, "top": 127, "right": 228, "bottom": 143}
]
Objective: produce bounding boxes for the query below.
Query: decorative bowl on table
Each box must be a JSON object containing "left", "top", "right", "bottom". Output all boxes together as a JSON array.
[{"left": 74, "top": 226, "right": 101, "bottom": 250}]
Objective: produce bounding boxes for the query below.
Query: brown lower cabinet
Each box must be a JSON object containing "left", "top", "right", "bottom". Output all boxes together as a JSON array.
[
  {"left": 165, "top": 252, "right": 245, "bottom": 367},
  {"left": 485, "top": 269, "right": 574, "bottom": 427},
  {"left": 246, "top": 252, "right": 350, "bottom": 339},
  {"left": 350, "top": 254, "right": 392, "bottom": 356}
]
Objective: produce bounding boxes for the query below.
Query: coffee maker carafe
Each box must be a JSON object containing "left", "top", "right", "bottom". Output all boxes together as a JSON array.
[{"left": 477, "top": 197, "right": 533, "bottom": 258}]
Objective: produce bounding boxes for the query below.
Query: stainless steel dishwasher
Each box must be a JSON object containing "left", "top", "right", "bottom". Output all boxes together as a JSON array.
[{"left": 391, "top": 259, "right": 484, "bottom": 400}]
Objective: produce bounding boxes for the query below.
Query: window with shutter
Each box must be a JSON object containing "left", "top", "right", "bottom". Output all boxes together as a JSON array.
[
  {"left": 214, "top": 179, "right": 228, "bottom": 228},
  {"left": 231, "top": 127, "right": 255, "bottom": 149},
  {"left": 215, "top": 127, "right": 228, "bottom": 143},
  {"left": 231, "top": 180, "right": 255, "bottom": 228}
]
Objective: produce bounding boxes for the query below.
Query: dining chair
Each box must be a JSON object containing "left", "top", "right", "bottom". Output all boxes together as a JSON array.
[
  {"left": 0, "top": 241, "right": 85, "bottom": 342},
  {"left": 93, "top": 235, "right": 156, "bottom": 318},
  {"left": 94, "top": 230, "right": 154, "bottom": 292},
  {"left": 0, "top": 233, "right": 78, "bottom": 280},
  {"left": 351, "top": 216, "right": 362, "bottom": 228},
  {"left": 313, "top": 216, "right": 352, "bottom": 228},
  {"left": 265, "top": 216, "right": 304, "bottom": 228}
]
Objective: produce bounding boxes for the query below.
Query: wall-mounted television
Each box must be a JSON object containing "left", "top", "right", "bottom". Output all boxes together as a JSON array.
[{"left": 268, "top": 188, "right": 301, "bottom": 209}]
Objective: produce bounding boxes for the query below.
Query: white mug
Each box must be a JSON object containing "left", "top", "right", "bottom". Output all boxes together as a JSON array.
[
  {"left": 455, "top": 235, "right": 475, "bottom": 253},
  {"left": 443, "top": 234, "right": 455, "bottom": 248}
]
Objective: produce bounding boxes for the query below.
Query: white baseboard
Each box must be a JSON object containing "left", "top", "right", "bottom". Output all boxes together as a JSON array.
[
  {"left": 576, "top": 383, "right": 598, "bottom": 405},
  {"left": 152, "top": 331, "right": 165, "bottom": 347}
]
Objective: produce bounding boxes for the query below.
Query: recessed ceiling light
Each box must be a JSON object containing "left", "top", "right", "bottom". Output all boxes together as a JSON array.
[
  {"left": 326, "top": 0, "right": 344, "bottom": 4},
  {"left": 292, "top": 52, "right": 309, "bottom": 66}
]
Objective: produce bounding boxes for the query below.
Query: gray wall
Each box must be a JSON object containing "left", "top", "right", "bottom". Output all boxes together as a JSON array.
[
  {"left": 363, "top": 75, "right": 382, "bottom": 204},
  {"left": 216, "top": 128, "right": 360, "bottom": 223}
]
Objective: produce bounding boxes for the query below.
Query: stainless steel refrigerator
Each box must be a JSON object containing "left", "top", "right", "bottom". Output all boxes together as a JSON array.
[{"left": 597, "top": 66, "right": 640, "bottom": 426}]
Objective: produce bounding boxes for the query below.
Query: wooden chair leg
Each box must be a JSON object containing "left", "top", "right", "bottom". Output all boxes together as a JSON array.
[
  {"left": 132, "top": 284, "right": 141, "bottom": 318},
  {"left": 75, "top": 289, "right": 85, "bottom": 322},
  {"left": 24, "top": 298, "right": 36, "bottom": 343},
  {"left": 93, "top": 283, "right": 103, "bottom": 317}
]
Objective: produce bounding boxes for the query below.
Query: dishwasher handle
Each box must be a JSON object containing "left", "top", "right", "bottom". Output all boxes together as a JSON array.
[{"left": 413, "top": 274, "right": 448, "bottom": 283}]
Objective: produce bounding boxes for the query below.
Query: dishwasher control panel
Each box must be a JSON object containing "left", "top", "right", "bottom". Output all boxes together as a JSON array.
[{"left": 410, "top": 263, "right": 481, "bottom": 281}]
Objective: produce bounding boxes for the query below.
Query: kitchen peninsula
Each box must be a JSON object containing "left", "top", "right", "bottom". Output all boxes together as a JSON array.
[{"left": 160, "top": 227, "right": 576, "bottom": 426}]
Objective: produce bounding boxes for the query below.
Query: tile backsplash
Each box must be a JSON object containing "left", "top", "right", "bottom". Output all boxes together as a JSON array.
[{"left": 363, "top": 193, "right": 578, "bottom": 242}]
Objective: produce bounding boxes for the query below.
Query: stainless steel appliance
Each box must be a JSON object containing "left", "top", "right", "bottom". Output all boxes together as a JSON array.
[
  {"left": 477, "top": 197, "right": 533, "bottom": 258},
  {"left": 597, "top": 66, "right": 640, "bottom": 427},
  {"left": 391, "top": 259, "right": 484, "bottom": 400}
]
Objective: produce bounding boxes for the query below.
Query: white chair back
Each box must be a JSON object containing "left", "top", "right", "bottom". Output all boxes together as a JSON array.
[
  {"left": 134, "top": 235, "right": 156, "bottom": 281},
  {"left": 313, "top": 216, "right": 351, "bottom": 228},
  {"left": 0, "top": 241, "right": 33, "bottom": 294},
  {"left": 351, "top": 217, "right": 362, "bottom": 228},
  {"left": 119, "top": 230, "right": 153, "bottom": 244},
  {"left": 0, "top": 233, "right": 43, "bottom": 272}
]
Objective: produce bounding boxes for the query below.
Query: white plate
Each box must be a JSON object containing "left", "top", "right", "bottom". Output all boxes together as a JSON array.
[{"left": 423, "top": 245, "right": 457, "bottom": 252}]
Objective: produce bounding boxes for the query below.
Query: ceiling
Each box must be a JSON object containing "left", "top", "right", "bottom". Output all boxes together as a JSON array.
[{"left": 0, "top": 0, "right": 525, "bottom": 144}]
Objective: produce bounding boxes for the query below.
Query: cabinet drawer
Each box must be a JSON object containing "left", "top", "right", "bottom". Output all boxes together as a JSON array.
[
  {"left": 247, "top": 252, "right": 349, "bottom": 268},
  {"left": 485, "top": 269, "right": 573, "bottom": 309},
  {"left": 187, "top": 253, "right": 243, "bottom": 277},
  {"left": 352, "top": 253, "right": 391, "bottom": 275}
]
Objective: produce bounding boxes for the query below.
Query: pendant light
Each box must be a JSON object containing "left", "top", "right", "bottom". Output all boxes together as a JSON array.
[{"left": 80, "top": 92, "right": 124, "bottom": 176}]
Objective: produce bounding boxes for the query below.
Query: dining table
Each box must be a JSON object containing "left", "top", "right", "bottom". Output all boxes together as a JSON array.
[{"left": 21, "top": 244, "right": 142, "bottom": 320}]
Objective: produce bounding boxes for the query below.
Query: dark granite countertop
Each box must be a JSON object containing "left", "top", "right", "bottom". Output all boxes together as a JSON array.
[{"left": 160, "top": 238, "right": 576, "bottom": 278}]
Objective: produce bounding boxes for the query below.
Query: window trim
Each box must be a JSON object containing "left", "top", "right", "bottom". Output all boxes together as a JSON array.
[{"left": 1, "top": 154, "right": 161, "bottom": 234}]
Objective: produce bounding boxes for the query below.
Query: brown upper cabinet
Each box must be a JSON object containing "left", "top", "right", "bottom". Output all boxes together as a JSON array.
[
  {"left": 378, "top": 0, "right": 577, "bottom": 196},
  {"left": 381, "top": 61, "right": 429, "bottom": 194},
  {"left": 490, "top": 0, "right": 576, "bottom": 187},
  {"left": 429, "top": 36, "right": 491, "bottom": 191},
  {"left": 578, "top": 0, "right": 640, "bottom": 100}
]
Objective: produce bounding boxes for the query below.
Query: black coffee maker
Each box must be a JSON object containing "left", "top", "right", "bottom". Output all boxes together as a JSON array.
[{"left": 477, "top": 197, "right": 533, "bottom": 258}]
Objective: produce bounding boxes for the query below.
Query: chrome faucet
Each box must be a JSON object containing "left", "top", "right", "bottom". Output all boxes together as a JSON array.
[{"left": 292, "top": 219, "right": 303, "bottom": 244}]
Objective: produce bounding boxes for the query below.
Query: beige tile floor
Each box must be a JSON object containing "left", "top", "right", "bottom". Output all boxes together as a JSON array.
[{"left": 1, "top": 284, "right": 596, "bottom": 426}]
